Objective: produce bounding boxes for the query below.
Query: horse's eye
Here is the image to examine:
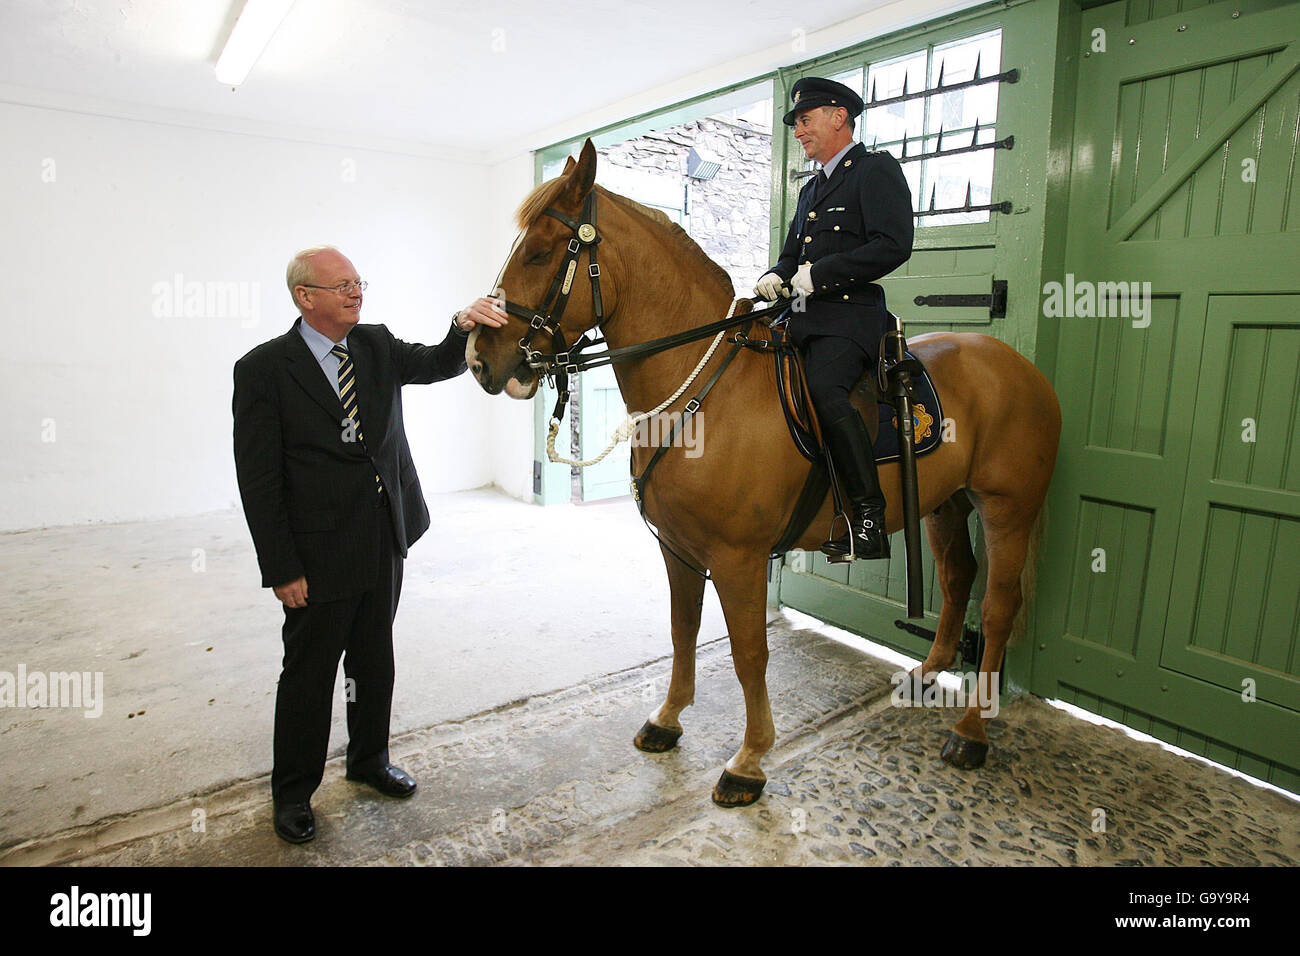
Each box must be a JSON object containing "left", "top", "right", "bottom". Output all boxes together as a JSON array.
[{"left": 525, "top": 248, "right": 550, "bottom": 266}]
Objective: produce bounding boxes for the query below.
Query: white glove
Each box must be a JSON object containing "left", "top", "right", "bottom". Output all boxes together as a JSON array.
[
  {"left": 791, "top": 262, "right": 814, "bottom": 296},
  {"left": 753, "top": 271, "right": 788, "bottom": 301}
]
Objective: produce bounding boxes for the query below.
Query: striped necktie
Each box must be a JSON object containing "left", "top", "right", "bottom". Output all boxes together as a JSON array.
[{"left": 330, "top": 344, "right": 383, "bottom": 495}]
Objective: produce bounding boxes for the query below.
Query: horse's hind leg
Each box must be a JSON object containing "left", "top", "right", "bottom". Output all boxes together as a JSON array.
[
  {"left": 910, "top": 492, "right": 976, "bottom": 686},
  {"left": 942, "top": 493, "right": 1033, "bottom": 769},
  {"left": 708, "top": 552, "right": 774, "bottom": 807},
  {"left": 634, "top": 546, "right": 706, "bottom": 753}
]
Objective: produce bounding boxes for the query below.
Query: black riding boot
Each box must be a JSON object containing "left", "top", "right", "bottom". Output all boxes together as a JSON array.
[{"left": 820, "top": 411, "right": 890, "bottom": 561}]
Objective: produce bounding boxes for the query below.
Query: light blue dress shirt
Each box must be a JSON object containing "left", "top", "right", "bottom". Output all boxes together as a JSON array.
[
  {"left": 297, "top": 318, "right": 348, "bottom": 399},
  {"left": 820, "top": 140, "right": 856, "bottom": 181}
]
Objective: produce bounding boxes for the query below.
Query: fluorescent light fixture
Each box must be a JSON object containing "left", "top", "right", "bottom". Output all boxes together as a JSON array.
[{"left": 215, "top": 0, "right": 296, "bottom": 86}]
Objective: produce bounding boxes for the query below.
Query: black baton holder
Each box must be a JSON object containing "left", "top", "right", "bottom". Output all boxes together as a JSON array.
[{"left": 884, "top": 326, "right": 926, "bottom": 620}]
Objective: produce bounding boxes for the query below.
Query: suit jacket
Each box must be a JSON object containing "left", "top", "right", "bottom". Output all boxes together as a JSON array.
[
  {"left": 772, "top": 141, "right": 914, "bottom": 351},
  {"left": 232, "top": 318, "right": 468, "bottom": 603}
]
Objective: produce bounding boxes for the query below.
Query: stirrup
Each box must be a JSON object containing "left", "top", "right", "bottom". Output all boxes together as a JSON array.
[{"left": 820, "top": 509, "right": 855, "bottom": 563}]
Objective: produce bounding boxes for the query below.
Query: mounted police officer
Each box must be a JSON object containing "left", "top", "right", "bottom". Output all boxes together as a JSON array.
[{"left": 754, "top": 77, "right": 914, "bottom": 560}]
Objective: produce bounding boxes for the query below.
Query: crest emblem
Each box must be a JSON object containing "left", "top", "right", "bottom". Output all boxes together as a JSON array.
[
  {"left": 893, "top": 402, "right": 935, "bottom": 444},
  {"left": 793, "top": 90, "right": 802, "bottom": 104}
]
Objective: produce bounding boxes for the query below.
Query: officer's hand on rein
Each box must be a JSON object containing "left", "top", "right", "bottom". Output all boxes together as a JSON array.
[
  {"left": 791, "top": 263, "right": 814, "bottom": 297},
  {"left": 754, "top": 272, "right": 789, "bottom": 301}
]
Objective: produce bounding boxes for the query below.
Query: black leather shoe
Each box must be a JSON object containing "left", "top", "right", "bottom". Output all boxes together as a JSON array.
[
  {"left": 346, "top": 763, "right": 417, "bottom": 798},
  {"left": 819, "top": 410, "right": 891, "bottom": 561},
  {"left": 273, "top": 800, "right": 315, "bottom": 844},
  {"left": 822, "top": 507, "right": 891, "bottom": 561}
]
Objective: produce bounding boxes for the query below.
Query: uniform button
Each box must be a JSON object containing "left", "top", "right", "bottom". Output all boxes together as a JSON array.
[
  {"left": 844, "top": 159, "right": 852, "bottom": 167},
  {"left": 833, "top": 225, "right": 840, "bottom": 231},
  {"left": 820, "top": 286, "right": 827, "bottom": 291},
  {"left": 804, "top": 236, "right": 811, "bottom": 243},
  {"left": 807, "top": 211, "right": 817, "bottom": 219},
  {"left": 843, "top": 295, "right": 850, "bottom": 300}
]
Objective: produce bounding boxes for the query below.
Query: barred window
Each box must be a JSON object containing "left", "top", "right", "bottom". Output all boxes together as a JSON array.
[{"left": 832, "top": 29, "right": 1004, "bottom": 227}]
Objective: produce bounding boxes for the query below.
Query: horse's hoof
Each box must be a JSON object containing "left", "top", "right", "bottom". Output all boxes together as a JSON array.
[
  {"left": 711, "top": 769, "right": 765, "bottom": 807},
  {"left": 940, "top": 731, "right": 989, "bottom": 770},
  {"left": 633, "top": 721, "right": 682, "bottom": 753}
]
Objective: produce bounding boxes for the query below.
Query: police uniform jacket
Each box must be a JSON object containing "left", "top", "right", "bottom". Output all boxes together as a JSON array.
[{"left": 771, "top": 142, "right": 914, "bottom": 353}]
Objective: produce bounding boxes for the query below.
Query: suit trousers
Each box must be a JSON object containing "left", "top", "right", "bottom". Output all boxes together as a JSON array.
[
  {"left": 271, "top": 496, "right": 403, "bottom": 803},
  {"left": 802, "top": 334, "right": 873, "bottom": 425}
]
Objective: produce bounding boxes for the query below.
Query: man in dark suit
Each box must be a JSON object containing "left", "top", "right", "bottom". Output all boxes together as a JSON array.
[
  {"left": 755, "top": 76, "right": 914, "bottom": 560},
  {"left": 233, "top": 245, "right": 505, "bottom": 844}
]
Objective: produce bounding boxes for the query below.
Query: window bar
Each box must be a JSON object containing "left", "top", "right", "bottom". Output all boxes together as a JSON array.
[
  {"left": 865, "top": 52, "right": 1018, "bottom": 111},
  {"left": 876, "top": 121, "right": 1015, "bottom": 165},
  {"left": 913, "top": 180, "right": 1011, "bottom": 219}
]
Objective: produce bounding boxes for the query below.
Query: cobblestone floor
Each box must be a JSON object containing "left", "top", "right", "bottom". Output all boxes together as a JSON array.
[{"left": 9, "top": 618, "right": 1297, "bottom": 867}]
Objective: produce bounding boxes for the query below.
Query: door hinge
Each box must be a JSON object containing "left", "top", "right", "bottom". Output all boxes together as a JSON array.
[{"left": 913, "top": 278, "right": 1007, "bottom": 319}]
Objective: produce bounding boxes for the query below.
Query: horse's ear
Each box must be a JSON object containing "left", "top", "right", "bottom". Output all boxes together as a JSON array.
[
  {"left": 562, "top": 155, "right": 576, "bottom": 175},
  {"left": 564, "top": 138, "right": 597, "bottom": 205}
]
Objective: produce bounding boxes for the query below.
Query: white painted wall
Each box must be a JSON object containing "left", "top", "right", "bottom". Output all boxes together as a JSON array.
[
  {"left": 1, "top": 100, "right": 504, "bottom": 531},
  {"left": 481, "top": 150, "right": 540, "bottom": 502}
]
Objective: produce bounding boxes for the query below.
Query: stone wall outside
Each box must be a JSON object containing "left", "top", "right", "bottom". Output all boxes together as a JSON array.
[{"left": 597, "top": 116, "right": 773, "bottom": 297}]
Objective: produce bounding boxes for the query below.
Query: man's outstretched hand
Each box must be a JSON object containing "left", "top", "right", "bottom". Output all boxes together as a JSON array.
[
  {"left": 455, "top": 297, "right": 509, "bottom": 331},
  {"left": 274, "top": 576, "right": 309, "bottom": 608}
]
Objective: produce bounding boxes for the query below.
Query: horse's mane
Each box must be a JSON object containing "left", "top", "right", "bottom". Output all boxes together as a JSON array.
[
  {"left": 514, "top": 177, "right": 735, "bottom": 297},
  {"left": 514, "top": 177, "right": 567, "bottom": 232}
]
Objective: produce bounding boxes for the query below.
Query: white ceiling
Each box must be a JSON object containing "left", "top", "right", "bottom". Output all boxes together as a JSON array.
[{"left": 0, "top": 0, "right": 967, "bottom": 159}]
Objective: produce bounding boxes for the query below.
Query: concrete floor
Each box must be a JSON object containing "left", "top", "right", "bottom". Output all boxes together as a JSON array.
[{"left": 2, "top": 488, "right": 1297, "bottom": 866}]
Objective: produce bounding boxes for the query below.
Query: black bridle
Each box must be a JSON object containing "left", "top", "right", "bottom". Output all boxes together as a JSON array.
[
  {"left": 498, "top": 190, "right": 609, "bottom": 423},
  {"left": 497, "top": 188, "right": 787, "bottom": 423}
]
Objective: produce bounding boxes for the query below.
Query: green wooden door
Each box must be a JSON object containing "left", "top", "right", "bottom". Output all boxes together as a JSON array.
[
  {"left": 773, "top": 0, "right": 1066, "bottom": 665},
  {"left": 1032, "top": 0, "right": 1300, "bottom": 789}
]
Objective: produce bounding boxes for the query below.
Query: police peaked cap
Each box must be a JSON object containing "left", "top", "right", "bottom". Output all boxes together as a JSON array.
[{"left": 783, "top": 76, "right": 865, "bottom": 127}]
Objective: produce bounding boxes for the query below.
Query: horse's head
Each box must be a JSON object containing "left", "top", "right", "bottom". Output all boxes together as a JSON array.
[{"left": 469, "top": 138, "right": 611, "bottom": 399}]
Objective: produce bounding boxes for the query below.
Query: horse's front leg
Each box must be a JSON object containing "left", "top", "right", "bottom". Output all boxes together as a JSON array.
[
  {"left": 634, "top": 545, "right": 706, "bottom": 753},
  {"left": 708, "top": 552, "right": 773, "bottom": 807}
]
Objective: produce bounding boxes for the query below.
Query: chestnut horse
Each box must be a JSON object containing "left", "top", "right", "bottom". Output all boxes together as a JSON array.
[{"left": 469, "top": 140, "right": 1060, "bottom": 806}]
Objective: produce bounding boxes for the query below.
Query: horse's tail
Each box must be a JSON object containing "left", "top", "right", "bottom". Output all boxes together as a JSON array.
[{"left": 1008, "top": 501, "right": 1047, "bottom": 647}]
